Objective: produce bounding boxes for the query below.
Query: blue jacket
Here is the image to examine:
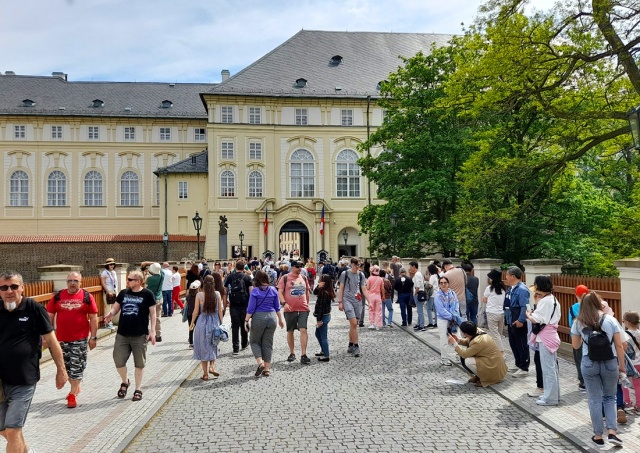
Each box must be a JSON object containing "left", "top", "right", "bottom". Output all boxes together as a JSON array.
[
  {"left": 505, "top": 282, "right": 529, "bottom": 324},
  {"left": 434, "top": 289, "right": 463, "bottom": 325}
]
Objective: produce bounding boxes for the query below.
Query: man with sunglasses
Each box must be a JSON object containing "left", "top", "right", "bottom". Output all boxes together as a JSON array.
[
  {"left": 0, "top": 270, "right": 68, "bottom": 453},
  {"left": 46, "top": 272, "right": 98, "bottom": 408}
]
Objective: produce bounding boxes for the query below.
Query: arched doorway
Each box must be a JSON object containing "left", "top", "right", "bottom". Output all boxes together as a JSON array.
[{"left": 279, "top": 220, "right": 310, "bottom": 260}]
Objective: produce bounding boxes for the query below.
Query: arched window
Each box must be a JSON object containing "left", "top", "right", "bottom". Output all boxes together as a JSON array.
[
  {"left": 336, "top": 149, "right": 361, "bottom": 197},
  {"left": 47, "top": 170, "right": 66, "bottom": 206},
  {"left": 248, "top": 170, "right": 263, "bottom": 198},
  {"left": 84, "top": 170, "right": 103, "bottom": 206},
  {"left": 120, "top": 171, "right": 139, "bottom": 206},
  {"left": 290, "top": 149, "right": 314, "bottom": 197},
  {"left": 220, "top": 170, "right": 235, "bottom": 197},
  {"left": 9, "top": 170, "right": 29, "bottom": 206}
]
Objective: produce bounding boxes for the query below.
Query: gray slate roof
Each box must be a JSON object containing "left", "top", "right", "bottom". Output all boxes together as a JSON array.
[
  {"left": 154, "top": 150, "right": 208, "bottom": 175},
  {"left": 0, "top": 75, "right": 213, "bottom": 118},
  {"left": 207, "top": 30, "right": 454, "bottom": 98}
]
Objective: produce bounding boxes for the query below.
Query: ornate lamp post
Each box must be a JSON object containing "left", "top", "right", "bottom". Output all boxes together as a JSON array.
[
  {"left": 342, "top": 230, "right": 348, "bottom": 256},
  {"left": 628, "top": 106, "right": 640, "bottom": 149},
  {"left": 192, "top": 211, "right": 202, "bottom": 259},
  {"left": 239, "top": 231, "right": 245, "bottom": 258},
  {"left": 390, "top": 213, "right": 398, "bottom": 256}
]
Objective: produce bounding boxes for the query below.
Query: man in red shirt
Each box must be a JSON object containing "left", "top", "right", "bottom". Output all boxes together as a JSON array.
[
  {"left": 46, "top": 272, "right": 98, "bottom": 408},
  {"left": 277, "top": 261, "right": 311, "bottom": 364}
]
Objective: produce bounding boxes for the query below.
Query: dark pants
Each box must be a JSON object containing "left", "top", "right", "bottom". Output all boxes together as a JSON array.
[
  {"left": 398, "top": 293, "right": 413, "bottom": 326},
  {"left": 508, "top": 323, "right": 530, "bottom": 371},
  {"left": 187, "top": 314, "right": 196, "bottom": 345},
  {"left": 230, "top": 305, "right": 248, "bottom": 352},
  {"left": 573, "top": 347, "right": 584, "bottom": 385},
  {"left": 534, "top": 350, "right": 543, "bottom": 389},
  {"left": 466, "top": 300, "right": 478, "bottom": 325}
]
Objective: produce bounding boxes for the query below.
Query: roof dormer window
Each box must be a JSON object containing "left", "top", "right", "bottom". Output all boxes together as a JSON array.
[
  {"left": 294, "top": 78, "right": 307, "bottom": 88},
  {"left": 92, "top": 99, "right": 104, "bottom": 108},
  {"left": 161, "top": 100, "right": 173, "bottom": 108},
  {"left": 377, "top": 80, "right": 387, "bottom": 91},
  {"left": 22, "top": 99, "right": 35, "bottom": 107},
  {"left": 330, "top": 55, "right": 343, "bottom": 66}
]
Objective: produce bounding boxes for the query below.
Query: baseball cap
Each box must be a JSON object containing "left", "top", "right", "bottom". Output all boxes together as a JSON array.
[
  {"left": 292, "top": 261, "right": 304, "bottom": 268},
  {"left": 189, "top": 280, "right": 201, "bottom": 290},
  {"left": 575, "top": 285, "right": 589, "bottom": 297}
]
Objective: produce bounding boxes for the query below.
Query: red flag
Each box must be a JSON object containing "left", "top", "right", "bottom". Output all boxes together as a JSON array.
[
  {"left": 264, "top": 207, "right": 268, "bottom": 235},
  {"left": 320, "top": 204, "right": 325, "bottom": 235}
]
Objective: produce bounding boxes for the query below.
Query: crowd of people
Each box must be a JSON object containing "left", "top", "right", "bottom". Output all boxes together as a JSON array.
[{"left": 1, "top": 255, "right": 639, "bottom": 451}]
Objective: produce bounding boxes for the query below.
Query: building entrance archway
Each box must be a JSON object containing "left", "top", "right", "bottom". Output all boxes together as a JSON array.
[{"left": 279, "top": 220, "right": 310, "bottom": 260}]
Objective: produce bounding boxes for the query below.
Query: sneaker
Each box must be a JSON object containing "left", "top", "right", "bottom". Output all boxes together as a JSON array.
[
  {"left": 233, "top": 350, "right": 239, "bottom": 355},
  {"left": 287, "top": 353, "right": 296, "bottom": 362},
  {"left": 527, "top": 388, "right": 544, "bottom": 397},
  {"left": 591, "top": 436, "right": 605, "bottom": 448},
  {"left": 441, "top": 361, "right": 452, "bottom": 366},
  {"left": 419, "top": 326, "right": 428, "bottom": 332},
  {"left": 347, "top": 345, "right": 354, "bottom": 354},
  {"left": 353, "top": 345, "right": 360, "bottom": 357},
  {"left": 535, "top": 399, "right": 557, "bottom": 406},
  {"left": 300, "top": 355, "right": 311, "bottom": 365},
  {"left": 368, "top": 325, "right": 375, "bottom": 330},
  {"left": 512, "top": 369, "right": 528, "bottom": 378},
  {"left": 508, "top": 366, "right": 519, "bottom": 372},
  {"left": 387, "top": 324, "right": 393, "bottom": 328},
  {"left": 66, "top": 393, "right": 77, "bottom": 408},
  {"left": 318, "top": 357, "right": 330, "bottom": 362},
  {"left": 428, "top": 324, "right": 437, "bottom": 329},
  {"left": 314, "top": 352, "right": 325, "bottom": 357},
  {"left": 155, "top": 336, "right": 162, "bottom": 342},
  {"left": 578, "top": 383, "right": 586, "bottom": 392},
  {"left": 413, "top": 325, "right": 421, "bottom": 330},
  {"left": 617, "top": 408, "right": 627, "bottom": 424},
  {"left": 608, "top": 434, "right": 623, "bottom": 447}
]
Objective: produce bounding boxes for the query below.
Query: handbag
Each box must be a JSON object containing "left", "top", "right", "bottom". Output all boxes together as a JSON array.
[
  {"left": 531, "top": 298, "right": 556, "bottom": 335},
  {"left": 106, "top": 293, "right": 117, "bottom": 304},
  {"left": 417, "top": 290, "right": 427, "bottom": 302}
]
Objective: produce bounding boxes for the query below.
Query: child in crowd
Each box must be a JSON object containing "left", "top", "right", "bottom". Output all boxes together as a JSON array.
[{"left": 622, "top": 311, "right": 640, "bottom": 414}]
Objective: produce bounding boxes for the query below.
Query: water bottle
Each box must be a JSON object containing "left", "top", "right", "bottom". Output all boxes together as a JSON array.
[{"left": 619, "top": 372, "right": 632, "bottom": 389}]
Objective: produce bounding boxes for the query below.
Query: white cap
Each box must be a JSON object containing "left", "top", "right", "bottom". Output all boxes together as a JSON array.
[
  {"left": 148, "top": 263, "right": 161, "bottom": 275},
  {"left": 189, "top": 280, "right": 201, "bottom": 290}
]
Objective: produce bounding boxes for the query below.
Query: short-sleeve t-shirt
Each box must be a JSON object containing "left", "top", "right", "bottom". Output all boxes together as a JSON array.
[
  {"left": 0, "top": 297, "right": 54, "bottom": 385},
  {"left": 116, "top": 288, "right": 157, "bottom": 337},
  {"left": 278, "top": 274, "right": 309, "bottom": 312},
  {"left": 340, "top": 270, "right": 366, "bottom": 305},
  {"left": 571, "top": 314, "right": 622, "bottom": 357},
  {"left": 46, "top": 289, "right": 98, "bottom": 342},
  {"left": 483, "top": 286, "right": 506, "bottom": 315}
]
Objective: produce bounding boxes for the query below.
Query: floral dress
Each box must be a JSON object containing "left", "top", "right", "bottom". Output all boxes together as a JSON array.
[{"left": 193, "top": 291, "right": 221, "bottom": 361}]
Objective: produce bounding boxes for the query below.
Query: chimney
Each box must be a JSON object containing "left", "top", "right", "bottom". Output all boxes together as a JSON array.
[
  {"left": 4, "top": 71, "right": 16, "bottom": 75},
  {"left": 221, "top": 69, "right": 230, "bottom": 81},
  {"left": 51, "top": 72, "right": 68, "bottom": 81}
]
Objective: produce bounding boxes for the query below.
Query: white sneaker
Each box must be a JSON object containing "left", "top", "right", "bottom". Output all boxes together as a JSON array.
[
  {"left": 512, "top": 369, "right": 528, "bottom": 378},
  {"left": 508, "top": 366, "right": 519, "bottom": 372},
  {"left": 368, "top": 325, "right": 375, "bottom": 330},
  {"left": 527, "top": 388, "right": 544, "bottom": 397}
]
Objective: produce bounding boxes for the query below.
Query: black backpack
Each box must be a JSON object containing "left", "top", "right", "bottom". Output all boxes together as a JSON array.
[
  {"left": 583, "top": 315, "right": 614, "bottom": 362},
  {"left": 54, "top": 289, "right": 91, "bottom": 304},
  {"left": 228, "top": 273, "right": 248, "bottom": 305}
]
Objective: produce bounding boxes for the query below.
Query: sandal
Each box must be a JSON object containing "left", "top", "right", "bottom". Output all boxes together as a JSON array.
[
  {"left": 210, "top": 369, "right": 220, "bottom": 377},
  {"left": 132, "top": 390, "right": 143, "bottom": 401},
  {"left": 201, "top": 374, "right": 209, "bottom": 381},
  {"left": 262, "top": 370, "right": 270, "bottom": 377},
  {"left": 117, "top": 380, "right": 130, "bottom": 399},
  {"left": 255, "top": 363, "right": 265, "bottom": 377}
]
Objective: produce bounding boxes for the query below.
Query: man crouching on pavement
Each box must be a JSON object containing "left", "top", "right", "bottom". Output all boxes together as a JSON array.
[{"left": 0, "top": 270, "right": 68, "bottom": 453}]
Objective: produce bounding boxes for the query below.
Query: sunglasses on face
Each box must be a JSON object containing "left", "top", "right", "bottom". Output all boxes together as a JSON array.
[
  {"left": 67, "top": 280, "right": 80, "bottom": 284},
  {"left": 127, "top": 278, "right": 139, "bottom": 282},
  {"left": 0, "top": 284, "right": 20, "bottom": 291}
]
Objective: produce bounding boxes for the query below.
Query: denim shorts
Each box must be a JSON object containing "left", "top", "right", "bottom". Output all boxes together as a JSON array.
[
  {"left": 284, "top": 311, "right": 309, "bottom": 332},
  {"left": 0, "top": 383, "right": 37, "bottom": 430}
]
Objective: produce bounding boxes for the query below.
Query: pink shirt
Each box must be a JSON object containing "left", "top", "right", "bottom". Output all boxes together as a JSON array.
[{"left": 367, "top": 276, "right": 384, "bottom": 296}]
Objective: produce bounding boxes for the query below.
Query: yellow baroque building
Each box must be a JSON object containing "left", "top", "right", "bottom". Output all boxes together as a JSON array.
[{"left": 0, "top": 30, "right": 452, "bottom": 267}]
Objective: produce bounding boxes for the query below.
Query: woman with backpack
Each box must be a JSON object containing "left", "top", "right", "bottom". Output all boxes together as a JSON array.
[{"left": 571, "top": 292, "right": 625, "bottom": 448}]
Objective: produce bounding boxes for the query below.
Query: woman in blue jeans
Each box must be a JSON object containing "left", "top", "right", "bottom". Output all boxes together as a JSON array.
[
  {"left": 393, "top": 268, "right": 414, "bottom": 326},
  {"left": 571, "top": 292, "right": 625, "bottom": 448},
  {"left": 313, "top": 274, "right": 334, "bottom": 362}
]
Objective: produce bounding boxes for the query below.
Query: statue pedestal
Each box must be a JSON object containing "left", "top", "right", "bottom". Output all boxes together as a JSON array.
[{"left": 219, "top": 235, "right": 227, "bottom": 260}]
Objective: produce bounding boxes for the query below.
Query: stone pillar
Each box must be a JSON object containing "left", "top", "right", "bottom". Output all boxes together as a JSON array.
[
  {"left": 614, "top": 258, "right": 640, "bottom": 315},
  {"left": 38, "top": 264, "right": 83, "bottom": 291},
  {"left": 471, "top": 259, "right": 503, "bottom": 300},
  {"left": 520, "top": 259, "right": 564, "bottom": 305}
]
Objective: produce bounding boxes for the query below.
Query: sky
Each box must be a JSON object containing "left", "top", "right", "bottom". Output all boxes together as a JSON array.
[{"left": 1, "top": 0, "right": 558, "bottom": 83}]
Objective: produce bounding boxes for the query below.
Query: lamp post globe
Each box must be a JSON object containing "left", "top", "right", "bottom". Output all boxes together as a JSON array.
[
  {"left": 239, "top": 231, "right": 245, "bottom": 258},
  {"left": 192, "top": 211, "right": 203, "bottom": 259}
]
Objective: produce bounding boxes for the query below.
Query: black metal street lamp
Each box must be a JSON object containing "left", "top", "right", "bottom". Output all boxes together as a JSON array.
[
  {"left": 342, "top": 230, "right": 348, "bottom": 247},
  {"left": 239, "top": 231, "right": 245, "bottom": 258},
  {"left": 628, "top": 106, "right": 640, "bottom": 149},
  {"left": 390, "top": 213, "right": 398, "bottom": 256},
  {"left": 192, "top": 211, "right": 202, "bottom": 259}
]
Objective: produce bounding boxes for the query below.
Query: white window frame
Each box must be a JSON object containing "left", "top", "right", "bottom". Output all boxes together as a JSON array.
[
  {"left": 14, "top": 125, "right": 26, "bottom": 139},
  {"left": 178, "top": 181, "right": 188, "bottom": 199},
  {"left": 124, "top": 126, "right": 135, "bottom": 141},
  {"left": 160, "top": 127, "right": 171, "bottom": 141},
  {"left": 51, "top": 125, "right": 63, "bottom": 140},
  {"left": 249, "top": 142, "right": 262, "bottom": 160},
  {"left": 9, "top": 170, "right": 29, "bottom": 206},
  {"left": 221, "top": 141, "right": 234, "bottom": 160},
  {"left": 248, "top": 170, "right": 263, "bottom": 198},
  {"left": 47, "top": 170, "right": 67, "bottom": 206},
  {"left": 295, "top": 108, "right": 308, "bottom": 125},
  {"left": 341, "top": 109, "right": 353, "bottom": 126},
  {"left": 194, "top": 128, "right": 206, "bottom": 142},
  {"left": 88, "top": 126, "right": 99, "bottom": 140},
  {"left": 84, "top": 170, "right": 103, "bottom": 206},
  {"left": 220, "top": 170, "right": 235, "bottom": 197},
  {"left": 249, "top": 107, "right": 261, "bottom": 124},
  {"left": 290, "top": 149, "right": 315, "bottom": 198},
  {"left": 120, "top": 171, "right": 140, "bottom": 206},
  {"left": 336, "top": 149, "right": 361, "bottom": 197},
  {"left": 221, "top": 106, "right": 233, "bottom": 123}
]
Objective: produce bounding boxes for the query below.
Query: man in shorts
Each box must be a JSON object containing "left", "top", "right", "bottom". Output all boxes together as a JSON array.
[
  {"left": 46, "top": 272, "right": 98, "bottom": 408},
  {"left": 0, "top": 270, "right": 68, "bottom": 453},
  {"left": 104, "top": 270, "right": 156, "bottom": 402},
  {"left": 337, "top": 257, "right": 370, "bottom": 357},
  {"left": 278, "top": 261, "right": 311, "bottom": 364}
]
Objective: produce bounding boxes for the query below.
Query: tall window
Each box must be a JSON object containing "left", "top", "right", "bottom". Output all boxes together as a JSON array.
[
  {"left": 88, "top": 126, "right": 99, "bottom": 140},
  {"left": 249, "top": 107, "right": 261, "bottom": 124},
  {"left": 155, "top": 175, "right": 160, "bottom": 205},
  {"left": 249, "top": 142, "right": 262, "bottom": 160},
  {"left": 194, "top": 128, "right": 206, "bottom": 142},
  {"left": 290, "top": 149, "right": 315, "bottom": 197},
  {"left": 220, "top": 170, "right": 235, "bottom": 197},
  {"left": 221, "top": 106, "right": 233, "bottom": 123},
  {"left": 124, "top": 127, "right": 135, "bottom": 141},
  {"left": 84, "top": 170, "right": 103, "bottom": 206},
  {"left": 336, "top": 149, "right": 361, "bottom": 197},
  {"left": 14, "top": 125, "right": 26, "bottom": 139},
  {"left": 47, "top": 171, "right": 66, "bottom": 206},
  {"left": 295, "top": 108, "right": 308, "bottom": 125},
  {"left": 221, "top": 142, "right": 234, "bottom": 160},
  {"left": 178, "top": 181, "right": 188, "bottom": 199},
  {"left": 120, "top": 171, "right": 139, "bottom": 206},
  {"left": 160, "top": 127, "right": 171, "bottom": 141},
  {"left": 341, "top": 109, "right": 353, "bottom": 126},
  {"left": 51, "top": 126, "right": 63, "bottom": 140},
  {"left": 9, "top": 170, "right": 29, "bottom": 206},
  {"left": 248, "top": 171, "right": 263, "bottom": 197}
]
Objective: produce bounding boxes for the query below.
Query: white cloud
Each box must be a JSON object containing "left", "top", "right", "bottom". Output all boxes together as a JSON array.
[{"left": 0, "top": 0, "right": 557, "bottom": 82}]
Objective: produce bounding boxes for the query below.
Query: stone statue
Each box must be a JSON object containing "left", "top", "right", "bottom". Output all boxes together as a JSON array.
[{"left": 219, "top": 215, "right": 228, "bottom": 235}]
